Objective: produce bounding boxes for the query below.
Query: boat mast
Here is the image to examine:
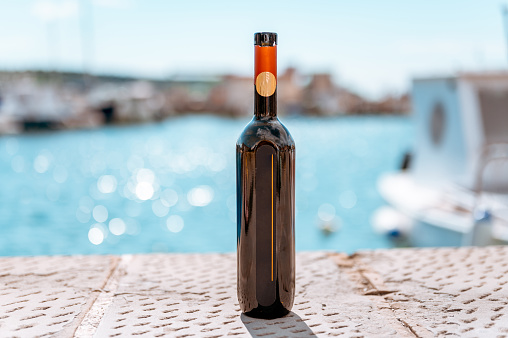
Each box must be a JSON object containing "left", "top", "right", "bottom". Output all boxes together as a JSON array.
[
  {"left": 79, "top": 0, "right": 95, "bottom": 91},
  {"left": 502, "top": 5, "right": 508, "bottom": 64}
]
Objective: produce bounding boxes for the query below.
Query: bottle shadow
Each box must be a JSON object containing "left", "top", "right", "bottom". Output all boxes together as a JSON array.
[{"left": 241, "top": 311, "right": 317, "bottom": 337}]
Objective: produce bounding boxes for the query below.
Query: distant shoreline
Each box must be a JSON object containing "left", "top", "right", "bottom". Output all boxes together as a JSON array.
[{"left": 0, "top": 69, "right": 409, "bottom": 135}]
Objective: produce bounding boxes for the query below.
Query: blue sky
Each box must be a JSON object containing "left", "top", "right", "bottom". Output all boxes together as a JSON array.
[{"left": 0, "top": 0, "right": 507, "bottom": 97}]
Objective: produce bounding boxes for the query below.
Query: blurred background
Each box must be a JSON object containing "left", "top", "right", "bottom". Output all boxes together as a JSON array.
[{"left": 1, "top": 0, "right": 507, "bottom": 256}]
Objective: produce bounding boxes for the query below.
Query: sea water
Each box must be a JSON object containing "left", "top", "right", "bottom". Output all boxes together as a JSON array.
[{"left": 0, "top": 115, "right": 412, "bottom": 256}]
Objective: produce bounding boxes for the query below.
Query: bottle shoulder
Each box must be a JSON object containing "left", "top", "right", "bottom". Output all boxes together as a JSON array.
[{"left": 237, "top": 117, "right": 295, "bottom": 150}]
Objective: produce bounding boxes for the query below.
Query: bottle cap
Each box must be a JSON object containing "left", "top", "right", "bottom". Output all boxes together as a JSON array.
[{"left": 254, "top": 32, "right": 277, "bottom": 46}]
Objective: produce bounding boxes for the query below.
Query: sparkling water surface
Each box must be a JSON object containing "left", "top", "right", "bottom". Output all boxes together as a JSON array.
[{"left": 0, "top": 115, "right": 412, "bottom": 256}]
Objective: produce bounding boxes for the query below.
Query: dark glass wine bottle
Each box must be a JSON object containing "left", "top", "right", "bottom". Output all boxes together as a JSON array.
[{"left": 236, "top": 32, "right": 295, "bottom": 319}]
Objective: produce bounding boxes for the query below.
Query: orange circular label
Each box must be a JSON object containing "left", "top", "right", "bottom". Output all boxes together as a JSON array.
[{"left": 256, "top": 72, "right": 277, "bottom": 97}]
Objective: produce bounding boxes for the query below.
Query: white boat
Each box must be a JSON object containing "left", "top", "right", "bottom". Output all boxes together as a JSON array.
[
  {"left": 375, "top": 172, "right": 508, "bottom": 247},
  {"left": 373, "top": 73, "right": 508, "bottom": 247},
  {"left": 0, "top": 78, "right": 72, "bottom": 131}
]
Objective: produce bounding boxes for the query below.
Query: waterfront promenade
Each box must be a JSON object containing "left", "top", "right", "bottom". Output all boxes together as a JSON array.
[{"left": 1, "top": 246, "right": 507, "bottom": 337}]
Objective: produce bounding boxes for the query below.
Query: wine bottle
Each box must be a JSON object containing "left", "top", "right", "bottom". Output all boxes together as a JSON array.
[{"left": 236, "top": 32, "right": 295, "bottom": 319}]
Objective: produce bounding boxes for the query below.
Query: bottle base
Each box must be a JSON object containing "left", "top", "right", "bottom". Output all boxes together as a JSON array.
[{"left": 242, "top": 304, "right": 290, "bottom": 319}]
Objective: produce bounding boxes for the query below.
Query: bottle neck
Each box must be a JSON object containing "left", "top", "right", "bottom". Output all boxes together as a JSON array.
[{"left": 254, "top": 45, "right": 277, "bottom": 118}]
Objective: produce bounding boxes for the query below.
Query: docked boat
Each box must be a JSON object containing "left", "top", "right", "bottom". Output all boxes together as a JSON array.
[
  {"left": 373, "top": 73, "right": 508, "bottom": 247},
  {"left": 0, "top": 82, "right": 70, "bottom": 132}
]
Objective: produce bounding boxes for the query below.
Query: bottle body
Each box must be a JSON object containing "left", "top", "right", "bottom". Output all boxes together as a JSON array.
[
  {"left": 236, "top": 31, "right": 295, "bottom": 319},
  {"left": 236, "top": 117, "right": 295, "bottom": 318}
]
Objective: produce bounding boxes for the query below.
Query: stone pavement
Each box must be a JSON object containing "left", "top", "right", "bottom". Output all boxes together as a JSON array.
[{"left": 0, "top": 246, "right": 507, "bottom": 337}]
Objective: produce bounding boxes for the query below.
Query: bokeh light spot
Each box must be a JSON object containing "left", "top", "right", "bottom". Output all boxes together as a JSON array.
[
  {"left": 76, "top": 206, "right": 91, "bottom": 223},
  {"left": 152, "top": 199, "right": 169, "bottom": 217},
  {"left": 135, "top": 182, "right": 154, "bottom": 200},
  {"left": 339, "top": 190, "right": 357, "bottom": 209},
  {"left": 53, "top": 165, "right": 68, "bottom": 183},
  {"left": 136, "top": 168, "right": 155, "bottom": 183},
  {"left": 318, "top": 203, "right": 336, "bottom": 222},
  {"left": 34, "top": 155, "right": 50, "bottom": 173},
  {"left": 97, "top": 175, "right": 118, "bottom": 194},
  {"left": 109, "top": 218, "right": 126, "bottom": 236},
  {"left": 166, "top": 215, "right": 184, "bottom": 233},
  {"left": 88, "top": 227, "right": 104, "bottom": 245},
  {"left": 160, "top": 189, "right": 178, "bottom": 207},
  {"left": 93, "top": 205, "right": 109, "bottom": 223},
  {"left": 187, "top": 185, "right": 214, "bottom": 207}
]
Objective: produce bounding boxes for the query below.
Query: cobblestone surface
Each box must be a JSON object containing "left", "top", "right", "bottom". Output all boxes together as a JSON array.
[
  {"left": 0, "top": 255, "right": 118, "bottom": 337},
  {"left": 353, "top": 246, "right": 508, "bottom": 337},
  {"left": 0, "top": 247, "right": 507, "bottom": 337}
]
